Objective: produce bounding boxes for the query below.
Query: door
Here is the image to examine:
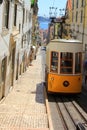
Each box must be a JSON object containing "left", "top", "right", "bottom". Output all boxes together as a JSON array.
[
  {"left": 1, "top": 57, "right": 7, "bottom": 98},
  {"left": 11, "top": 48, "right": 15, "bottom": 86}
]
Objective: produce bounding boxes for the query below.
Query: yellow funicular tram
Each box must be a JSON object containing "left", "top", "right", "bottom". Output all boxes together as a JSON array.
[{"left": 45, "top": 39, "right": 83, "bottom": 94}]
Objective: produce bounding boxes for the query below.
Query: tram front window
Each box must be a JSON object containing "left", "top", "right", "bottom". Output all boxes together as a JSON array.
[
  {"left": 75, "top": 52, "right": 82, "bottom": 73},
  {"left": 60, "top": 52, "right": 73, "bottom": 74},
  {"left": 50, "top": 51, "right": 58, "bottom": 73}
]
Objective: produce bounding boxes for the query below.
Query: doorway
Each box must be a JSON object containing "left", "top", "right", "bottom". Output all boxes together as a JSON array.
[
  {"left": 11, "top": 48, "right": 15, "bottom": 86},
  {"left": 1, "top": 57, "right": 7, "bottom": 98}
]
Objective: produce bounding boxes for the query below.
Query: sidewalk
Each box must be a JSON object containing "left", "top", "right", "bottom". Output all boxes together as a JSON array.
[{"left": 0, "top": 48, "right": 49, "bottom": 130}]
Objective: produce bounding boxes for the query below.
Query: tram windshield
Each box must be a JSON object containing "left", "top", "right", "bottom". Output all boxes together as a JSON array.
[
  {"left": 50, "top": 51, "right": 58, "bottom": 73},
  {"left": 75, "top": 52, "right": 82, "bottom": 73},
  {"left": 60, "top": 52, "right": 73, "bottom": 74},
  {"left": 50, "top": 51, "right": 82, "bottom": 74}
]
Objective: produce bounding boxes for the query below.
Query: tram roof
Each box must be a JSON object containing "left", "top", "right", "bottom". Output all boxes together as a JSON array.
[
  {"left": 51, "top": 39, "right": 82, "bottom": 44},
  {"left": 47, "top": 38, "right": 83, "bottom": 52}
]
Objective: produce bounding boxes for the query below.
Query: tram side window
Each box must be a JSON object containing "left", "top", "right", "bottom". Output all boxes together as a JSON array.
[
  {"left": 60, "top": 52, "right": 73, "bottom": 74},
  {"left": 50, "top": 51, "right": 58, "bottom": 73},
  {"left": 75, "top": 52, "right": 82, "bottom": 73}
]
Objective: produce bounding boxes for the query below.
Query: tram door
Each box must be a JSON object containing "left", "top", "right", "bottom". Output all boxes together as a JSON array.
[{"left": 1, "top": 57, "right": 7, "bottom": 98}]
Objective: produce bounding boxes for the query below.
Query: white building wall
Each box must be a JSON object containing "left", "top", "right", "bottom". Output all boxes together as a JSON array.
[
  {"left": 22, "top": 0, "right": 32, "bottom": 54},
  {"left": 9, "top": 2, "right": 14, "bottom": 33},
  {"left": 0, "top": 0, "right": 33, "bottom": 98},
  {"left": 0, "top": 4, "right": 3, "bottom": 33}
]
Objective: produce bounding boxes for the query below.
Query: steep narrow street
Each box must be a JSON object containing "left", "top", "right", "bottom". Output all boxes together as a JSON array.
[{"left": 0, "top": 48, "right": 49, "bottom": 130}]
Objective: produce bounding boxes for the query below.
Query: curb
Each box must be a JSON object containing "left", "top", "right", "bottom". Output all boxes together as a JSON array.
[{"left": 44, "top": 86, "right": 54, "bottom": 130}]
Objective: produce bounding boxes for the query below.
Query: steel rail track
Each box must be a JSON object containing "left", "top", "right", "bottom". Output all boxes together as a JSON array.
[
  {"left": 55, "top": 97, "right": 76, "bottom": 130},
  {"left": 61, "top": 97, "right": 87, "bottom": 129},
  {"left": 48, "top": 94, "right": 87, "bottom": 130}
]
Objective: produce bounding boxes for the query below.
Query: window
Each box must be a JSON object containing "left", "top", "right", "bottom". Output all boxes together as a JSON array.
[
  {"left": 80, "top": 10, "right": 83, "bottom": 23},
  {"left": 23, "top": 8, "right": 25, "bottom": 24},
  {"left": 29, "top": 12, "right": 31, "bottom": 22},
  {"left": 28, "top": 30, "right": 31, "bottom": 45},
  {"left": 75, "top": 52, "right": 82, "bottom": 73},
  {"left": 72, "top": 12, "right": 74, "bottom": 22},
  {"left": 3, "top": 1, "right": 10, "bottom": 28},
  {"left": 81, "top": 0, "right": 84, "bottom": 7},
  {"left": 60, "top": 52, "right": 73, "bottom": 74},
  {"left": 19, "top": 23, "right": 21, "bottom": 32},
  {"left": 26, "top": 10, "right": 27, "bottom": 22},
  {"left": 21, "top": 37, "right": 23, "bottom": 48},
  {"left": 76, "top": 11, "right": 78, "bottom": 22},
  {"left": 50, "top": 51, "right": 58, "bottom": 73},
  {"left": 1, "top": 57, "right": 7, "bottom": 82},
  {"left": 14, "top": 4, "right": 17, "bottom": 26},
  {"left": 76, "top": 0, "right": 78, "bottom": 8},
  {"left": 72, "top": 0, "right": 74, "bottom": 9}
]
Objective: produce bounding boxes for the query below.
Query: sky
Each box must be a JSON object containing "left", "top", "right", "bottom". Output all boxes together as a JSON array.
[{"left": 38, "top": 0, "right": 67, "bottom": 17}]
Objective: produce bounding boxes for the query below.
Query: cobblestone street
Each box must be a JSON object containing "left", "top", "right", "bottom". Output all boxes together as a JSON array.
[{"left": 0, "top": 49, "right": 49, "bottom": 130}]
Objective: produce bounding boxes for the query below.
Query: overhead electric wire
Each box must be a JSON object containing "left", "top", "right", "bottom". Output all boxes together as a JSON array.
[{"left": 52, "top": 0, "right": 55, "bottom": 7}]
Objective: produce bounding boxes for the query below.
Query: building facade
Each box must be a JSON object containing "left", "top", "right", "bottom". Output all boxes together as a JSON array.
[
  {"left": 0, "top": 0, "right": 33, "bottom": 100},
  {"left": 71, "top": 0, "right": 87, "bottom": 51},
  {"left": 64, "top": 0, "right": 72, "bottom": 39}
]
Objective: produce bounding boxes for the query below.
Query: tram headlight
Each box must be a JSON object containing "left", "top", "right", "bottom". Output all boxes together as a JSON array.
[{"left": 63, "top": 81, "right": 69, "bottom": 87}]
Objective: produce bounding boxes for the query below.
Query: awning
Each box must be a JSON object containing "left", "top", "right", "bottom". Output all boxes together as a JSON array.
[{"left": 0, "top": 35, "right": 9, "bottom": 60}]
